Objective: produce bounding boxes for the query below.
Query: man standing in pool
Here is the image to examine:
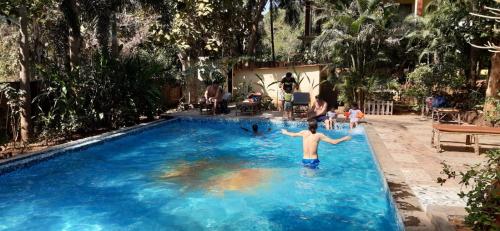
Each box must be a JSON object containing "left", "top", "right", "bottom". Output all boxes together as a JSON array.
[{"left": 281, "top": 120, "right": 351, "bottom": 169}]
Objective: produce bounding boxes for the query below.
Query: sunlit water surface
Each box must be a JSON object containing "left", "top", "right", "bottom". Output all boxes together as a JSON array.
[{"left": 0, "top": 119, "right": 402, "bottom": 230}]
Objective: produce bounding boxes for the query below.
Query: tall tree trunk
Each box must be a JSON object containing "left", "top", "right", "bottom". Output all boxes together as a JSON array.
[
  {"left": 468, "top": 46, "right": 480, "bottom": 87},
  {"left": 246, "top": 0, "right": 267, "bottom": 56},
  {"left": 110, "top": 13, "right": 119, "bottom": 58},
  {"left": 18, "top": 5, "right": 32, "bottom": 142},
  {"left": 484, "top": 53, "right": 500, "bottom": 113},
  {"left": 96, "top": 13, "right": 111, "bottom": 61},
  {"left": 62, "top": 0, "right": 82, "bottom": 71},
  {"left": 270, "top": 0, "right": 276, "bottom": 62}
]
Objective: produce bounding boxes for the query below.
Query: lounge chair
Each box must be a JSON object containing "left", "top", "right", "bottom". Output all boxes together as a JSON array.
[
  {"left": 199, "top": 93, "right": 231, "bottom": 115},
  {"left": 236, "top": 93, "right": 262, "bottom": 116},
  {"left": 292, "top": 92, "right": 310, "bottom": 118},
  {"left": 431, "top": 124, "right": 500, "bottom": 154}
]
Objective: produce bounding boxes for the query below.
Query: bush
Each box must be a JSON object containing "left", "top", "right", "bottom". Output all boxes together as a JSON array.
[
  {"left": 34, "top": 51, "right": 166, "bottom": 140},
  {"left": 438, "top": 149, "right": 500, "bottom": 230}
]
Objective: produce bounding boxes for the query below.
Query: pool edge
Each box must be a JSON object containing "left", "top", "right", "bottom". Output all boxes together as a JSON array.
[
  {"left": 0, "top": 115, "right": 416, "bottom": 230},
  {"left": 364, "top": 125, "right": 435, "bottom": 231},
  {"left": 0, "top": 118, "right": 179, "bottom": 175}
]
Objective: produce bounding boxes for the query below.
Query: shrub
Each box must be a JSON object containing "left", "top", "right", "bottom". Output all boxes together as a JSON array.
[
  {"left": 34, "top": 51, "right": 165, "bottom": 140},
  {"left": 438, "top": 149, "right": 500, "bottom": 230}
]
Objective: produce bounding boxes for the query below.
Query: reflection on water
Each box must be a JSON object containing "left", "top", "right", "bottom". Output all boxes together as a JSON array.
[
  {"left": 160, "top": 158, "right": 275, "bottom": 195},
  {"left": 206, "top": 168, "right": 275, "bottom": 195}
]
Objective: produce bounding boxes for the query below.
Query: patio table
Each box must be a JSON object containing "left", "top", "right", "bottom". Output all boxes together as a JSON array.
[{"left": 432, "top": 108, "right": 461, "bottom": 124}]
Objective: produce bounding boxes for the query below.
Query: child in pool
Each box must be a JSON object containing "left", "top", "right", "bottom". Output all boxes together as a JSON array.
[
  {"left": 325, "top": 108, "right": 337, "bottom": 130},
  {"left": 281, "top": 120, "right": 351, "bottom": 169},
  {"left": 240, "top": 124, "right": 271, "bottom": 136},
  {"left": 349, "top": 103, "right": 363, "bottom": 129}
]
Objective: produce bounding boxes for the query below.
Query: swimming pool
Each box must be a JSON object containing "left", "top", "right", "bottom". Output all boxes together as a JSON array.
[{"left": 0, "top": 118, "right": 403, "bottom": 230}]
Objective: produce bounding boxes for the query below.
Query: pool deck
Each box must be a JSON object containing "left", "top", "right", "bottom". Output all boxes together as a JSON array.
[
  {"left": 1, "top": 108, "right": 496, "bottom": 230},
  {"left": 170, "top": 109, "right": 498, "bottom": 231}
]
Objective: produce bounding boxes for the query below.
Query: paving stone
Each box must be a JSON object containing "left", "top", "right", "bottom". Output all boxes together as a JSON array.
[
  {"left": 390, "top": 153, "right": 419, "bottom": 163},
  {"left": 401, "top": 168, "right": 433, "bottom": 182},
  {"left": 410, "top": 185, "right": 466, "bottom": 210}
]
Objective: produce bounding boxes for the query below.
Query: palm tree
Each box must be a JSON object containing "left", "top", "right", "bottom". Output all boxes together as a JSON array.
[{"left": 312, "top": 0, "right": 399, "bottom": 107}]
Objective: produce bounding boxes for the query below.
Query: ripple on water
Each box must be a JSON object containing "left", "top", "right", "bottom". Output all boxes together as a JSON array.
[{"left": 0, "top": 121, "right": 401, "bottom": 231}]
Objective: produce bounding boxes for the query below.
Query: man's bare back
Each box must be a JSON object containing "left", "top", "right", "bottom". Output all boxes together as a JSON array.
[
  {"left": 205, "top": 84, "right": 222, "bottom": 101},
  {"left": 281, "top": 120, "right": 351, "bottom": 168}
]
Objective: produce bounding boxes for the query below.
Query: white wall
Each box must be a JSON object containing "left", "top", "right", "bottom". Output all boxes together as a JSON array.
[{"left": 232, "top": 65, "right": 323, "bottom": 106}]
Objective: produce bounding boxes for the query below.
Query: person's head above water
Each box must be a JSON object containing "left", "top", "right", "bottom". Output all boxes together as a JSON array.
[
  {"left": 308, "top": 120, "right": 318, "bottom": 134},
  {"left": 252, "top": 124, "right": 259, "bottom": 133}
]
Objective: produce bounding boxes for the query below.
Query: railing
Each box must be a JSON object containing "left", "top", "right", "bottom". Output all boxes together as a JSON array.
[{"left": 364, "top": 101, "right": 393, "bottom": 115}]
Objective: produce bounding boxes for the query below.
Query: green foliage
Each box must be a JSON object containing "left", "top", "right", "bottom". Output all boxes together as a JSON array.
[
  {"left": 0, "top": 24, "right": 18, "bottom": 82},
  {"left": 33, "top": 50, "right": 165, "bottom": 140},
  {"left": 438, "top": 149, "right": 500, "bottom": 230},
  {"left": 152, "top": 0, "right": 249, "bottom": 58},
  {"left": 262, "top": 9, "right": 303, "bottom": 61},
  {"left": 405, "top": 64, "right": 466, "bottom": 102},
  {"left": 312, "top": 0, "right": 402, "bottom": 105},
  {"left": 405, "top": 65, "right": 435, "bottom": 100},
  {"left": 484, "top": 95, "right": 500, "bottom": 125},
  {"left": 0, "top": 83, "right": 22, "bottom": 142}
]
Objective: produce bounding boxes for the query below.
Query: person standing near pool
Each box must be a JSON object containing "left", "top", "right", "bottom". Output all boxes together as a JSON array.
[
  {"left": 279, "top": 72, "right": 298, "bottom": 112},
  {"left": 281, "top": 120, "right": 351, "bottom": 169}
]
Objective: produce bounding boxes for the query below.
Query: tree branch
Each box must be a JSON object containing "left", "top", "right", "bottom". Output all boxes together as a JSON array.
[
  {"left": 484, "top": 6, "right": 500, "bottom": 12},
  {"left": 469, "top": 41, "right": 500, "bottom": 53},
  {"left": 469, "top": 12, "right": 500, "bottom": 20}
]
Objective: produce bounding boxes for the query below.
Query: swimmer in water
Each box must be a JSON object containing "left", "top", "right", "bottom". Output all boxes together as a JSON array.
[
  {"left": 281, "top": 120, "right": 351, "bottom": 169},
  {"left": 240, "top": 124, "right": 271, "bottom": 136}
]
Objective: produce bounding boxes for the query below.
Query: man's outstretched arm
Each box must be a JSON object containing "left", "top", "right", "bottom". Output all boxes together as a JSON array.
[
  {"left": 281, "top": 129, "right": 304, "bottom": 137},
  {"left": 320, "top": 134, "right": 351, "bottom": 144}
]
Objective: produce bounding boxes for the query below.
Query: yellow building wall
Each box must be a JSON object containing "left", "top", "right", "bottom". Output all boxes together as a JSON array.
[{"left": 232, "top": 65, "right": 323, "bottom": 106}]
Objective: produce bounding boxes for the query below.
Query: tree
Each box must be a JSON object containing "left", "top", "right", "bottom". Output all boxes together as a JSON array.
[
  {"left": 60, "top": 0, "right": 81, "bottom": 71},
  {"left": 468, "top": 5, "right": 500, "bottom": 121},
  {"left": 262, "top": 9, "right": 303, "bottom": 61},
  {"left": 246, "top": 0, "right": 268, "bottom": 56},
  {"left": 0, "top": 1, "right": 48, "bottom": 142},
  {"left": 247, "top": 0, "right": 302, "bottom": 57},
  {"left": 312, "top": 0, "right": 400, "bottom": 107}
]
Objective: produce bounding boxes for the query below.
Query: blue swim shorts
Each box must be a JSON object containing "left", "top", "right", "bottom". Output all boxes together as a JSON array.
[
  {"left": 302, "top": 159, "right": 320, "bottom": 169},
  {"left": 315, "top": 115, "right": 328, "bottom": 122}
]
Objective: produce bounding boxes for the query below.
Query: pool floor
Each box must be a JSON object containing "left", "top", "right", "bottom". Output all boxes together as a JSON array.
[{"left": 0, "top": 119, "right": 402, "bottom": 230}]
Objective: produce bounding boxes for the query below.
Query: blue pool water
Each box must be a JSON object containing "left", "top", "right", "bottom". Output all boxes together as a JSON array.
[{"left": 0, "top": 119, "right": 402, "bottom": 230}]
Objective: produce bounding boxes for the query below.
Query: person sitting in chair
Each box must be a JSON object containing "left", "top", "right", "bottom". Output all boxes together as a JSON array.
[
  {"left": 204, "top": 82, "right": 223, "bottom": 115},
  {"left": 307, "top": 95, "right": 328, "bottom": 122}
]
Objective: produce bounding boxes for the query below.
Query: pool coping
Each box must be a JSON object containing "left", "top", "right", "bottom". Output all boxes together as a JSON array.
[
  {"left": 364, "top": 125, "right": 439, "bottom": 231},
  {"left": 0, "top": 118, "right": 179, "bottom": 175},
  {"left": 0, "top": 115, "right": 417, "bottom": 230}
]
